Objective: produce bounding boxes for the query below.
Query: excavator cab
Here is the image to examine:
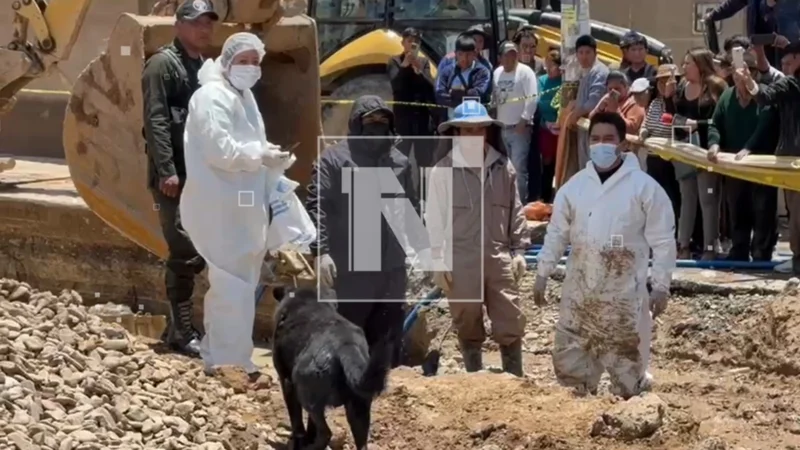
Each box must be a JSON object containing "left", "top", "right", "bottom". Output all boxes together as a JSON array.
[
  {"left": 316, "top": 0, "right": 513, "bottom": 135},
  {"left": 0, "top": 0, "right": 322, "bottom": 258}
]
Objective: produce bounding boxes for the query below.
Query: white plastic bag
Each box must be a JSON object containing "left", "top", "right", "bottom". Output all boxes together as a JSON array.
[{"left": 266, "top": 176, "right": 317, "bottom": 252}]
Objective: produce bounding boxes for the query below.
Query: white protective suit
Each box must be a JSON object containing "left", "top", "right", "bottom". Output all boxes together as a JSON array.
[
  {"left": 180, "top": 33, "right": 276, "bottom": 374},
  {"left": 536, "top": 154, "right": 676, "bottom": 398}
]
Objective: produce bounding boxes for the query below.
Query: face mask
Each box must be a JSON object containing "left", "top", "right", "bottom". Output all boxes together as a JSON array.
[
  {"left": 481, "top": 49, "right": 490, "bottom": 60},
  {"left": 589, "top": 143, "right": 619, "bottom": 169},
  {"left": 228, "top": 65, "right": 261, "bottom": 90},
  {"left": 361, "top": 122, "right": 391, "bottom": 137}
]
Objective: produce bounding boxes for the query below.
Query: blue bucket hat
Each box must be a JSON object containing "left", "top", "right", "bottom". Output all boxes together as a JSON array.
[{"left": 437, "top": 100, "right": 501, "bottom": 134}]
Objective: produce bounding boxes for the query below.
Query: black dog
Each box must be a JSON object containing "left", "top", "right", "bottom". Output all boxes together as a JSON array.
[{"left": 272, "top": 287, "right": 392, "bottom": 450}]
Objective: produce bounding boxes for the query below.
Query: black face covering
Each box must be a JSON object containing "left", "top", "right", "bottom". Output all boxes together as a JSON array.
[{"left": 354, "top": 122, "right": 393, "bottom": 157}]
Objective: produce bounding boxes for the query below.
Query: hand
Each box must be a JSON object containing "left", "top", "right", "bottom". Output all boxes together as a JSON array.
[
  {"left": 159, "top": 175, "right": 180, "bottom": 198},
  {"left": 401, "top": 54, "right": 412, "bottom": 67},
  {"left": 735, "top": 148, "right": 751, "bottom": 161},
  {"left": 533, "top": 275, "right": 547, "bottom": 306},
  {"left": 775, "top": 34, "right": 790, "bottom": 49},
  {"left": 638, "top": 127, "right": 651, "bottom": 141},
  {"left": 262, "top": 148, "right": 293, "bottom": 169},
  {"left": 515, "top": 121, "right": 528, "bottom": 135},
  {"left": 703, "top": 11, "right": 713, "bottom": 21},
  {"left": 664, "top": 79, "right": 677, "bottom": 98},
  {"left": 649, "top": 289, "right": 669, "bottom": 319},
  {"left": 706, "top": 144, "right": 720, "bottom": 163},
  {"left": 411, "top": 54, "right": 425, "bottom": 71},
  {"left": 316, "top": 254, "right": 337, "bottom": 289},
  {"left": 431, "top": 270, "right": 453, "bottom": 295},
  {"left": 511, "top": 252, "right": 527, "bottom": 284}
]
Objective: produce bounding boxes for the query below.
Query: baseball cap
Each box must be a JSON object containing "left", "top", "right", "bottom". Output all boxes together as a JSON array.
[
  {"left": 500, "top": 41, "right": 518, "bottom": 55},
  {"left": 630, "top": 78, "right": 650, "bottom": 94},
  {"left": 176, "top": 0, "right": 220, "bottom": 21}
]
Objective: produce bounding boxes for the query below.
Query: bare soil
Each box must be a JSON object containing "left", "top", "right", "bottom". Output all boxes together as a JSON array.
[{"left": 170, "top": 274, "right": 800, "bottom": 450}]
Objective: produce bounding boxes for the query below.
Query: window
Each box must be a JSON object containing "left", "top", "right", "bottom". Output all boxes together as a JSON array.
[
  {"left": 315, "top": 0, "right": 387, "bottom": 19},
  {"left": 694, "top": 2, "right": 722, "bottom": 35},
  {"left": 393, "top": 0, "right": 491, "bottom": 19}
]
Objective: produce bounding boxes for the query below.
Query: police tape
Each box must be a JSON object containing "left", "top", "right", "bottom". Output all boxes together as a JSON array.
[{"left": 320, "top": 85, "right": 562, "bottom": 110}]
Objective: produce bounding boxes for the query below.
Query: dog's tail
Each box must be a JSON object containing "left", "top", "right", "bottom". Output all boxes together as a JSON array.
[{"left": 340, "top": 335, "right": 393, "bottom": 399}]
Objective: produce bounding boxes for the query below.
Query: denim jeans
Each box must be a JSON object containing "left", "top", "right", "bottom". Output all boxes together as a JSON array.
[{"left": 501, "top": 127, "right": 532, "bottom": 203}]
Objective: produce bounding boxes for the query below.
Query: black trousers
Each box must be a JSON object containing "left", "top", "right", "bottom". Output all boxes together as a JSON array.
[
  {"left": 151, "top": 190, "right": 206, "bottom": 305},
  {"left": 725, "top": 177, "right": 778, "bottom": 260},
  {"left": 334, "top": 268, "right": 407, "bottom": 367},
  {"left": 646, "top": 155, "right": 681, "bottom": 237},
  {"left": 396, "top": 113, "right": 435, "bottom": 200}
]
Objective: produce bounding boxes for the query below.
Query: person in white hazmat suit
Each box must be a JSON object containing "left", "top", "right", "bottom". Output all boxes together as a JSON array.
[
  {"left": 180, "top": 32, "right": 294, "bottom": 376},
  {"left": 533, "top": 111, "right": 676, "bottom": 399}
]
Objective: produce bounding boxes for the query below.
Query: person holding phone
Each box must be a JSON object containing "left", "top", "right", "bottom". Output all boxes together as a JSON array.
[
  {"left": 388, "top": 28, "right": 437, "bottom": 191},
  {"left": 589, "top": 70, "right": 646, "bottom": 135}
]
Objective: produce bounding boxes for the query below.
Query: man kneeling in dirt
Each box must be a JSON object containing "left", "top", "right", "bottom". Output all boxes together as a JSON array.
[{"left": 533, "top": 112, "right": 676, "bottom": 398}]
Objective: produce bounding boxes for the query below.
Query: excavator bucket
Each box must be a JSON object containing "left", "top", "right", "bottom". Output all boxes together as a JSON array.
[{"left": 62, "top": 12, "right": 321, "bottom": 258}]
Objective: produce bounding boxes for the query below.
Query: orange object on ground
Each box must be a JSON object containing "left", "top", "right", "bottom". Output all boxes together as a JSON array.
[{"left": 523, "top": 201, "right": 553, "bottom": 221}]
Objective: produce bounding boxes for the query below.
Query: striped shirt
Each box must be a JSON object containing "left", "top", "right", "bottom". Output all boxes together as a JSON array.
[{"left": 643, "top": 97, "right": 672, "bottom": 138}]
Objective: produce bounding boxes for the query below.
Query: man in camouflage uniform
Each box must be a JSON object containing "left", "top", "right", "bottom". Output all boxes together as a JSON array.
[{"left": 142, "top": 0, "right": 218, "bottom": 355}]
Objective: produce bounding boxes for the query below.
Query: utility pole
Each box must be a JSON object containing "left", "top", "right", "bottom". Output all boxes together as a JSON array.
[{"left": 554, "top": 0, "right": 590, "bottom": 189}]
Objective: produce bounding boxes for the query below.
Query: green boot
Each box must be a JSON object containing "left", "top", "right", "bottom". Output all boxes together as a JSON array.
[
  {"left": 459, "top": 341, "right": 483, "bottom": 372},
  {"left": 500, "top": 340, "right": 523, "bottom": 377}
]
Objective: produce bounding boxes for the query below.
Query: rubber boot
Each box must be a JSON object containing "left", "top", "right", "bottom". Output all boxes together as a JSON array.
[
  {"left": 500, "top": 340, "right": 523, "bottom": 377},
  {"left": 163, "top": 299, "right": 201, "bottom": 357},
  {"left": 459, "top": 341, "right": 483, "bottom": 372}
]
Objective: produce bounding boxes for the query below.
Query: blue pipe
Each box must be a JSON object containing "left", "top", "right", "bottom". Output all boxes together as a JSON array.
[
  {"left": 524, "top": 254, "right": 787, "bottom": 270},
  {"left": 403, "top": 287, "right": 444, "bottom": 335}
]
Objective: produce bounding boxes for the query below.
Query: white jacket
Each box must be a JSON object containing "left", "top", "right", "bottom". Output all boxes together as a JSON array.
[
  {"left": 181, "top": 59, "right": 271, "bottom": 270},
  {"left": 537, "top": 154, "right": 676, "bottom": 375}
]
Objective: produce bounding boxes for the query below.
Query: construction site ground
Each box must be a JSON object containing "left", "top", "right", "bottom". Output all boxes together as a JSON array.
[{"left": 2, "top": 158, "right": 800, "bottom": 450}]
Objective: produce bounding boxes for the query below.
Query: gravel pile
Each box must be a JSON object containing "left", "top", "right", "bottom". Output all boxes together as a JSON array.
[{"left": 0, "top": 278, "right": 275, "bottom": 450}]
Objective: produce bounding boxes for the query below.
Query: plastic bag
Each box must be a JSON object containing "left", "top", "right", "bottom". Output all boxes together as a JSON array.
[{"left": 266, "top": 176, "right": 317, "bottom": 252}]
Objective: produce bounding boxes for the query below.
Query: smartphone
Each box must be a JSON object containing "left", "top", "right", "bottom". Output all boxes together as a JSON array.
[
  {"left": 284, "top": 141, "right": 300, "bottom": 152},
  {"left": 732, "top": 46, "right": 746, "bottom": 70},
  {"left": 750, "top": 33, "right": 776, "bottom": 46},
  {"left": 411, "top": 42, "right": 420, "bottom": 51}
]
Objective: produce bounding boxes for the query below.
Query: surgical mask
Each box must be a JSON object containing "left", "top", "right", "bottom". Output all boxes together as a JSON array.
[
  {"left": 228, "top": 65, "right": 261, "bottom": 90},
  {"left": 589, "top": 143, "right": 619, "bottom": 169},
  {"left": 481, "top": 49, "right": 490, "bottom": 60}
]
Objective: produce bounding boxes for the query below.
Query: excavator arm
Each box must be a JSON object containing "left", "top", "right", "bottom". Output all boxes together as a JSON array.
[{"left": 0, "top": 0, "right": 94, "bottom": 114}]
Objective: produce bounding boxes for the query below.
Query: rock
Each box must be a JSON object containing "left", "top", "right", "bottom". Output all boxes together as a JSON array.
[
  {"left": 590, "top": 394, "right": 667, "bottom": 441},
  {"left": 695, "top": 437, "right": 729, "bottom": 450}
]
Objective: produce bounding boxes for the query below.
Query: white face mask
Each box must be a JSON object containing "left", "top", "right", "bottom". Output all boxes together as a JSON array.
[
  {"left": 589, "top": 143, "right": 619, "bottom": 169},
  {"left": 481, "top": 49, "right": 490, "bottom": 60},
  {"left": 228, "top": 65, "right": 261, "bottom": 90}
]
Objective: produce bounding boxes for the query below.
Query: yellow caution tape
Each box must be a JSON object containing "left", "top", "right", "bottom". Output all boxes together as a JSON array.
[
  {"left": 18, "top": 88, "right": 71, "bottom": 96},
  {"left": 321, "top": 86, "right": 560, "bottom": 110}
]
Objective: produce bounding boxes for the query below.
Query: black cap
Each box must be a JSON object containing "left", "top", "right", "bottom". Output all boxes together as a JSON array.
[
  {"left": 465, "top": 24, "right": 489, "bottom": 39},
  {"left": 784, "top": 41, "right": 800, "bottom": 56},
  {"left": 620, "top": 30, "right": 647, "bottom": 49},
  {"left": 176, "top": 0, "right": 219, "bottom": 21}
]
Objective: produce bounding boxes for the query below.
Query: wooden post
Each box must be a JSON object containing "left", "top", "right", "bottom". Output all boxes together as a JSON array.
[{"left": 554, "top": 0, "right": 591, "bottom": 190}]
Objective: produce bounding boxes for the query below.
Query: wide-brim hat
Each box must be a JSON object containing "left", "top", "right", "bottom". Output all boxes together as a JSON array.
[
  {"left": 655, "top": 63, "right": 678, "bottom": 79},
  {"left": 437, "top": 99, "right": 501, "bottom": 133}
]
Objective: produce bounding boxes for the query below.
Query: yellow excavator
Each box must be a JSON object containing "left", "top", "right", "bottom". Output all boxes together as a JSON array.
[{"left": 0, "top": 0, "right": 321, "bottom": 259}]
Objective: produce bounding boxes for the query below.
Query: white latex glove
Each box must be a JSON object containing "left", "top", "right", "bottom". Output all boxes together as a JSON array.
[
  {"left": 638, "top": 127, "right": 650, "bottom": 141},
  {"left": 650, "top": 289, "right": 669, "bottom": 318},
  {"left": 316, "top": 254, "right": 337, "bottom": 289},
  {"left": 511, "top": 252, "right": 527, "bottom": 284},
  {"left": 262, "top": 144, "right": 295, "bottom": 170},
  {"left": 533, "top": 275, "right": 547, "bottom": 306}
]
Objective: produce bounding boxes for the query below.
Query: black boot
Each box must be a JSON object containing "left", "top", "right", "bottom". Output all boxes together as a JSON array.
[
  {"left": 500, "top": 340, "right": 523, "bottom": 377},
  {"left": 163, "top": 299, "right": 201, "bottom": 357},
  {"left": 459, "top": 340, "right": 483, "bottom": 372}
]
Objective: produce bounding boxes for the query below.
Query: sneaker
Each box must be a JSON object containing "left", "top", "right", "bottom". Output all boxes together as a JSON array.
[{"left": 774, "top": 259, "right": 794, "bottom": 274}]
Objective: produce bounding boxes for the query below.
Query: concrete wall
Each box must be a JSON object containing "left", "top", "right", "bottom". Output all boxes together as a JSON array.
[{"left": 591, "top": 0, "right": 746, "bottom": 60}]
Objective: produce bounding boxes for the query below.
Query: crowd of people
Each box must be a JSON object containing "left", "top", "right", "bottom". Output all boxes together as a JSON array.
[{"left": 140, "top": 0, "right": 800, "bottom": 400}]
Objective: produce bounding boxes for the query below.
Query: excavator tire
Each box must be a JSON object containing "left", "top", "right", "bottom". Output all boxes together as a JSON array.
[
  {"left": 62, "top": 12, "right": 322, "bottom": 258},
  {"left": 321, "top": 73, "right": 393, "bottom": 138}
]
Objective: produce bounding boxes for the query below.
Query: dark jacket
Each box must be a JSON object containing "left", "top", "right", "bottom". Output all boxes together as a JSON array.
[
  {"left": 434, "top": 58, "right": 492, "bottom": 107},
  {"left": 709, "top": 0, "right": 775, "bottom": 35},
  {"left": 306, "top": 96, "right": 423, "bottom": 272},
  {"left": 142, "top": 39, "right": 203, "bottom": 189},
  {"left": 387, "top": 53, "right": 436, "bottom": 119},
  {"left": 753, "top": 75, "right": 800, "bottom": 156}
]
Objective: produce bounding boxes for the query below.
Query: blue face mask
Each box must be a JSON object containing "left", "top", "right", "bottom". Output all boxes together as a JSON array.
[{"left": 589, "top": 143, "right": 620, "bottom": 169}]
